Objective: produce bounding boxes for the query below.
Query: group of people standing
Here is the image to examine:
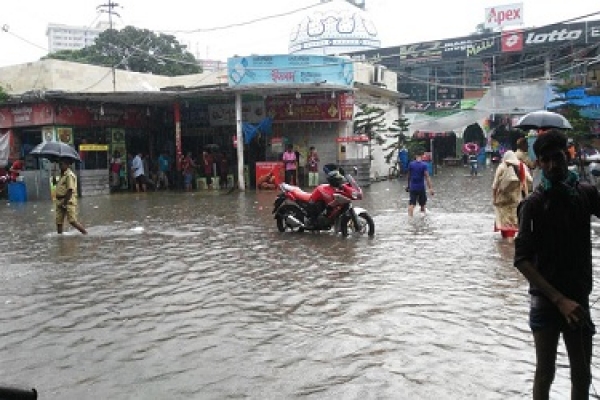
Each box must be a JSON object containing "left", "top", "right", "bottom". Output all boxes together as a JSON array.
[
  {"left": 108, "top": 149, "right": 230, "bottom": 193},
  {"left": 282, "top": 144, "right": 320, "bottom": 187},
  {"left": 180, "top": 150, "right": 228, "bottom": 191}
]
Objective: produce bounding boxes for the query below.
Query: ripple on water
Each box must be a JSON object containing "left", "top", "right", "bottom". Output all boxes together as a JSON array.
[{"left": 0, "top": 172, "right": 598, "bottom": 398}]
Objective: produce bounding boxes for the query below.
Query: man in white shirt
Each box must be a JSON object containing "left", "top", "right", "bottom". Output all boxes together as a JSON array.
[{"left": 131, "top": 152, "right": 146, "bottom": 192}]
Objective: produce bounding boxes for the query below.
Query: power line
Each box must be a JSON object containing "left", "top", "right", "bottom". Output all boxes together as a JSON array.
[
  {"left": 97, "top": 0, "right": 121, "bottom": 91},
  {"left": 158, "top": 3, "right": 322, "bottom": 34},
  {"left": 0, "top": 24, "right": 47, "bottom": 51}
]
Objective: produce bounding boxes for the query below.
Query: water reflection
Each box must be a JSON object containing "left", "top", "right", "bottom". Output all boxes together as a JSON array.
[{"left": 0, "top": 166, "right": 598, "bottom": 399}]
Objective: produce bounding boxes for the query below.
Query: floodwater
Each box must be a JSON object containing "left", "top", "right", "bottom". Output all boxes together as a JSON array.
[{"left": 2, "top": 165, "right": 600, "bottom": 400}]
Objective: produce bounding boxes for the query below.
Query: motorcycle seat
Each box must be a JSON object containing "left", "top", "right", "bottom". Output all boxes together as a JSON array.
[{"left": 290, "top": 188, "right": 312, "bottom": 202}]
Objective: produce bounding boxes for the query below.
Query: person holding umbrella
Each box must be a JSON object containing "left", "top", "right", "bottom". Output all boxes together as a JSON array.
[
  {"left": 514, "top": 129, "right": 600, "bottom": 398},
  {"left": 514, "top": 110, "right": 573, "bottom": 189},
  {"left": 54, "top": 157, "right": 87, "bottom": 235}
]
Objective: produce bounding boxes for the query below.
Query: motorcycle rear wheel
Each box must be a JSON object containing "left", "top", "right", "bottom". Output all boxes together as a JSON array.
[
  {"left": 275, "top": 205, "right": 305, "bottom": 233},
  {"left": 340, "top": 212, "right": 375, "bottom": 237}
]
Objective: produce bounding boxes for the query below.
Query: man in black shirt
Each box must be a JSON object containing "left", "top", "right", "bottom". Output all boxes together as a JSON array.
[{"left": 514, "top": 129, "right": 600, "bottom": 399}]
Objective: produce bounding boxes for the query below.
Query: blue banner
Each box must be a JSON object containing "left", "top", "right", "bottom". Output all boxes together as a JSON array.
[{"left": 227, "top": 55, "right": 354, "bottom": 88}]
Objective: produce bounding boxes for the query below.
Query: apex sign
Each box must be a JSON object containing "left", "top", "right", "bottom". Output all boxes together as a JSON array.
[{"left": 484, "top": 3, "right": 524, "bottom": 29}]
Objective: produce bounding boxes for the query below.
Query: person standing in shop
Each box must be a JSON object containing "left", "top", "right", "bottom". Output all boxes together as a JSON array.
[
  {"left": 306, "top": 146, "right": 320, "bottom": 187},
  {"left": 131, "top": 151, "right": 146, "bottom": 192},
  {"left": 282, "top": 144, "right": 297, "bottom": 185}
]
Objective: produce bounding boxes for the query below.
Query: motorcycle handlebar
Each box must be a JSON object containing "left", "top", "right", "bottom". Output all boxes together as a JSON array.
[{"left": 0, "top": 386, "right": 37, "bottom": 400}]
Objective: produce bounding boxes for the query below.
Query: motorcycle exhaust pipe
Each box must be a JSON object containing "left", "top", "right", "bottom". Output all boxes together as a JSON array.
[{"left": 285, "top": 215, "right": 304, "bottom": 228}]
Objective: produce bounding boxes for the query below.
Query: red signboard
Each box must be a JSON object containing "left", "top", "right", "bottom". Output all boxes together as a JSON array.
[
  {"left": 0, "top": 103, "right": 148, "bottom": 129},
  {"left": 338, "top": 93, "right": 354, "bottom": 121},
  {"left": 265, "top": 93, "right": 355, "bottom": 122},
  {"left": 255, "top": 161, "right": 284, "bottom": 190},
  {"left": 336, "top": 135, "right": 369, "bottom": 143},
  {"left": 0, "top": 104, "right": 53, "bottom": 128},
  {"left": 413, "top": 131, "right": 455, "bottom": 139},
  {"left": 54, "top": 105, "right": 92, "bottom": 126},
  {"left": 501, "top": 30, "right": 524, "bottom": 52}
]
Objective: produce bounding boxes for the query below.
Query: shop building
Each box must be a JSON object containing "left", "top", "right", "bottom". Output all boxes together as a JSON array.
[
  {"left": 346, "top": 18, "right": 600, "bottom": 160},
  {"left": 0, "top": 55, "right": 402, "bottom": 200}
]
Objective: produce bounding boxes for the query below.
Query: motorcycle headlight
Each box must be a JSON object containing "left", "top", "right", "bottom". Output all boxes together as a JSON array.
[{"left": 351, "top": 191, "right": 359, "bottom": 200}]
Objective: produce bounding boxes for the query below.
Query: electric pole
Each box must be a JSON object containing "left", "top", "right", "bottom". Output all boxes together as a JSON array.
[{"left": 97, "top": 0, "right": 121, "bottom": 91}]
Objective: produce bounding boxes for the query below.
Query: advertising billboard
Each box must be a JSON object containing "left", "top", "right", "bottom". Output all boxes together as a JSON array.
[
  {"left": 227, "top": 55, "right": 354, "bottom": 88},
  {"left": 522, "top": 20, "right": 600, "bottom": 49},
  {"left": 484, "top": 3, "right": 524, "bottom": 30}
]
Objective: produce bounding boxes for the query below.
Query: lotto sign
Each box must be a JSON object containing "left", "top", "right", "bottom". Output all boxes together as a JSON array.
[
  {"left": 484, "top": 3, "right": 524, "bottom": 29},
  {"left": 501, "top": 30, "right": 523, "bottom": 52}
]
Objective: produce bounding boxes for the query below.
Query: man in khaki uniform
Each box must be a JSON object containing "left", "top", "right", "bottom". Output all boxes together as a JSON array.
[{"left": 54, "top": 158, "right": 87, "bottom": 234}]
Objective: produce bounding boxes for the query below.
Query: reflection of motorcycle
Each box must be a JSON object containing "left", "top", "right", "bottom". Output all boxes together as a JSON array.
[
  {"left": 0, "top": 171, "right": 14, "bottom": 197},
  {"left": 272, "top": 167, "right": 375, "bottom": 237}
]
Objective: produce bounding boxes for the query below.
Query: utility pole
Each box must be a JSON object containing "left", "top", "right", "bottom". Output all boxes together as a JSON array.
[{"left": 97, "top": 0, "right": 121, "bottom": 91}]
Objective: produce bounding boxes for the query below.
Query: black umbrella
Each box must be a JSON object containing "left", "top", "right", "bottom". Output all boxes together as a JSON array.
[
  {"left": 513, "top": 110, "right": 572, "bottom": 130},
  {"left": 29, "top": 141, "right": 81, "bottom": 162}
]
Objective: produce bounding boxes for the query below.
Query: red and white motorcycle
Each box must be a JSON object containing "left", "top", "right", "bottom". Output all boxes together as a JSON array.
[{"left": 272, "top": 166, "right": 375, "bottom": 237}]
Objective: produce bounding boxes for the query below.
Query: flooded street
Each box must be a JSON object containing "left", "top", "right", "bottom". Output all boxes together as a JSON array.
[{"left": 2, "top": 165, "right": 600, "bottom": 399}]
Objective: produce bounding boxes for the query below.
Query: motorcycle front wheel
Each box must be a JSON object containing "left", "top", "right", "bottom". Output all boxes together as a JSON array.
[
  {"left": 275, "top": 205, "right": 305, "bottom": 233},
  {"left": 340, "top": 212, "right": 375, "bottom": 237}
]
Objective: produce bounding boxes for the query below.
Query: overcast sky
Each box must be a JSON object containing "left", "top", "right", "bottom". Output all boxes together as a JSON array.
[{"left": 0, "top": 0, "right": 598, "bottom": 67}]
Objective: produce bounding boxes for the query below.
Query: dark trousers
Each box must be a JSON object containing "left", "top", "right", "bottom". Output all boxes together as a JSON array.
[{"left": 285, "top": 169, "right": 296, "bottom": 185}]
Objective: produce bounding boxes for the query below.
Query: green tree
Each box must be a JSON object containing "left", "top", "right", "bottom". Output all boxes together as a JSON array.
[
  {"left": 353, "top": 104, "right": 387, "bottom": 162},
  {"left": 383, "top": 114, "right": 410, "bottom": 164},
  {"left": 0, "top": 85, "right": 9, "bottom": 103},
  {"left": 44, "top": 26, "right": 201, "bottom": 76}
]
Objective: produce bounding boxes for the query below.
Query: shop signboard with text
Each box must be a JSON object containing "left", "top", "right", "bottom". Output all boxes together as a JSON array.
[
  {"left": 208, "top": 100, "right": 265, "bottom": 126},
  {"left": 336, "top": 135, "right": 369, "bottom": 143},
  {"left": 406, "top": 100, "right": 461, "bottom": 113},
  {"left": 255, "top": 162, "right": 284, "bottom": 190},
  {"left": 0, "top": 104, "right": 148, "bottom": 129},
  {"left": 522, "top": 20, "right": 600, "bottom": 49},
  {"left": 227, "top": 55, "right": 354, "bottom": 88},
  {"left": 398, "top": 41, "right": 443, "bottom": 63},
  {"left": 484, "top": 3, "right": 524, "bottom": 30},
  {"left": 265, "top": 93, "right": 354, "bottom": 122},
  {"left": 441, "top": 34, "right": 498, "bottom": 59}
]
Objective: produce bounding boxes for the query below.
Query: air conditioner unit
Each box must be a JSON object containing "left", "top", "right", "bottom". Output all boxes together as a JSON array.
[{"left": 372, "top": 65, "right": 386, "bottom": 86}]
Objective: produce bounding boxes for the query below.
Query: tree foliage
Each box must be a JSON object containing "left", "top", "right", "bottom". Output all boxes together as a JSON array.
[
  {"left": 44, "top": 26, "right": 201, "bottom": 76},
  {"left": 383, "top": 115, "right": 410, "bottom": 164},
  {"left": 353, "top": 104, "right": 388, "bottom": 162},
  {"left": 0, "top": 85, "right": 9, "bottom": 103}
]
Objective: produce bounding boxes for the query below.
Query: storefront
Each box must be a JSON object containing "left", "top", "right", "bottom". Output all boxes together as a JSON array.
[
  {"left": 0, "top": 54, "right": 400, "bottom": 198},
  {"left": 0, "top": 103, "right": 154, "bottom": 198}
]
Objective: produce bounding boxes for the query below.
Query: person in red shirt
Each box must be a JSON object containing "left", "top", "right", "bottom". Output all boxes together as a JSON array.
[
  {"left": 181, "top": 152, "right": 196, "bottom": 191},
  {"left": 9, "top": 159, "right": 23, "bottom": 181}
]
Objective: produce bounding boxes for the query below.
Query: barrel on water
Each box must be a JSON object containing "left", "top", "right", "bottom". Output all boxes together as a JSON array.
[
  {"left": 8, "top": 182, "right": 27, "bottom": 202},
  {"left": 425, "top": 161, "right": 433, "bottom": 176}
]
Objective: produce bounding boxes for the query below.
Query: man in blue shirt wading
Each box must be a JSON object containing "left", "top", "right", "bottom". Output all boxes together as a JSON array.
[{"left": 406, "top": 151, "right": 434, "bottom": 216}]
